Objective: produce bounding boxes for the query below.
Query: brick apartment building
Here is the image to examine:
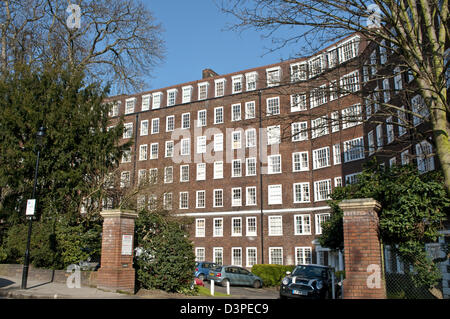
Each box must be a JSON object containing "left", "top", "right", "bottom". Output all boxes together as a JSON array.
[{"left": 105, "top": 32, "right": 444, "bottom": 273}]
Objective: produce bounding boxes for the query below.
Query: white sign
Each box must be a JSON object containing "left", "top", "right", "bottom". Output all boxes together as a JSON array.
[
  {"left": 121, "top": 235, "right": 133, "bottom": 256},
  {"left": 26, "top": 199, "right": 36, "bottom": 216}
]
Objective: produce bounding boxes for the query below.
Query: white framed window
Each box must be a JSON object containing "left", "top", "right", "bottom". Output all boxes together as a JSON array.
[
  {"left": 334, "top": 177, "right": 343, "bottom": 188},
  {"left": 246, "top": 247, "right": 257, "bottom": 267},
  {"left": 376, "top": 124, "right": 384, "bottom": 149},
  {"left": 232, "top": 75, "right": 243, "bottom": 94},
  {"left": 246, "top": 187, "right": 257, "bottom": 206},
  {"left": 411, "top": 94, "right": 429, "bottom": 126},
  {"left": 123, "top": 123, "right": 133, "bottom": 139},
  {"left": 308, "top": 55, "right": 324, "bottom": 78},
  {"left": 231, "top": 217, "right": 242, "bottom": 236},
  {"left": 291, "top": 93, "right": 307, "bottom": 112},
  {"left": 167, "top": 89, "right": 177, "bottom": 106},
  {"left": 245, "top": 128, "right": 257, "bottom": 148},
  {"left": 109, "top": 100, "right": 120, "bottom": 117},
  {"left": 398, "top": 106, "right": 407, "bottom": 136},
  {"left": 370, "top": 50, "right": 377, "bottom": 75},
  {"left": 125, "top": 97, "right": 136, "bottom": 114},
  {"left": 401, "top": 150, "right": 410, "bottom": 165},
  {"left": 327, "top": 47, "right": 338, "bottom": 69},
  {"left": 165, "top": 140, "right": 174, "bottom": 158},
  {"left": 121, "top": 148, "right": 131, "bottom": 163},
  {"left": 293, "top": 183, "right": 310, "bottom": 203},
  {"left": 231, "top": 247, "right": 242, "bottom": 266},
  {"left": 415, "top": 140, "right": 435, "bottom": 173},
  {"left": 333, "top": 144, "right": 341, "bottom": 165},
  {"left": 152, "top": 92, "right": 162, "bottom": 109},
  {"left": 246, "top": 157, "right": 257, "bottom": 176},
  {"left": 138, "top": 169, "right": 147, "bottom": 185},
  {"left": 343, "top": 137, "right": 365, "bottom": 162},
  {"left": 213, "top": 247, "right": 223, "bottom": 265},
  {"left": 268, "top": 215, "right": 283, "bottom": 236},
  {"left": 292, "top": 152, "right": 309, "bottom": 172},
  {"left": 386, "top": 116, "right": 394, "bottom": 144},
  {"left": 267, "top": 125, "right": 281, "bottom": 145},
  {"left": 389, "top": 157, "right": 397, "bottom": 168},
  {"left": 140, "top": 120, "right": 149, "bottom": 136},
  {"left": 197, "top": 109, "right": 207, "bottom": 127},
  {"left": 141, "top": 95, "right": 151, "bottom": 111},
  {"left": 232, "top": 130, "right": 242, "bottom": 149},
  {"left": 245, "top": 101, "right": 256, "bottom": 119},
  {"left": 246, "top": 217, "right": 257, "bottom": 236},
  {"left": 269, "top": 247, "right": 283, "bottom": 265},
  {"left": 338, "top": 35, "right": 360, "bottom": 63},
  {"left": 312, "top": 147, "right": 331, "bottom": 169},
  {"left": 181, "top": 138, "right": 190, "bottom": 156},
  {"left": 166, "top": 115, "right": 175, "bottom": 132},
  {"left": 196, "top": 163, "right": 206, "bottom": 181},
  {"left": 246, "top": 72, "right": 258, "bottom": 91},
  {"left": 164, "top": 166, "right": 173, "bottom": 183},
  {"left": 295, "top": 247, "right": 313, "bottom": 265},
  {"left": 213, "top": 189, "right": 223, "bottom": 207},
  {"left": 196, "top": 247, "right": 205, "bottom": 261},
  {"left": 329, "top": 81, "right": 338, "bottom": 101},
  {"left": 149, "top": 168, "right": 158, "bottom": 184},
  {"left": 198, "top": 82, "right": 209, "bottom": 100},
  {"left": 179, "top": 192, "right": 189, "bottom": 209},
  {"left": 294, "top": 215, "right": 311, "bottom": 235},
  {"left": 290, "top": 62, "right": 307, "bottom": 82},
  {"left": 315, "top": 213, "right": 331, "bottom": 235},
  {"left": 383, "top": 78, "right": 391, "bottom": 103},
  {"left": 345, "top": 172, "right": 361, "bottom": 185},
  {"left": 196, "top": 191, "right": 206, "bottom": 209},
  {"left": 180, "top": 165, "right": 189, "bottom": 182},
  {"left": 266, "top": 66, "right": 281, "bottom": 87},
  {"left": 139, "top": 144, "right": 148, "bottom": 161},
  {"left": 182, "top": 86, "right": 193, "bottom": 103},
  {"left": 213, "top": 218, "right": 223, "bottom": 237},
  {"left": 181, "top": 113, "right": 190, "bottom": 129},
  {"left": 120, "top": 171, "right": 130, "bottom": 188},
  {"left": 214, "top": 107, "right": 224, "bottom": 124},
  {"left": 340, "top": 70, "right": 360, "bottom": 95},
  {"left": 331, "top": 111, "right": 340, "bottom": 132},
  {"left": 268, "top": 185, "right": 283, "bottom": 205},
  {"left": 196, "top": 218, "right": 205, "bottom": 237},
  {"left": 214, "top": 162, "right": 223, "bottom": 179},
  {"left": 231, "top": 103, "right": 241, "bottom": 121},
  {"left": 151, "top": 118, "right": 160, "bottom": 134},
  {"left": 150, "top": 143, "right": 158, "bottom": 159},
  {"left": 214, "top": 133, "right": 223, "bottom": 152},
  {"left": 292, "top": 122, "right": 308, "bottom": 141},
  {"left": 394, "top": 67, "right": 403, "bottom": 91},
  {"left": 197, "top": 136, "right": 207, "bottom": 154},
  {"left": 163, "top": 193, "right": 172, "bottom": 210},
  {"left": 232, "top": 159, "right": 242, "bottom": 177},
  {"left": 379, "top": 40, "right": 387, "bottom": 64},
  {"left": 341, "top": 104, "right": 362, "bottom": 129},
  {"left": 266, "top": 97, "right": 280, "bottom": 116},
  {"left": 268, "top": 154, "right": 282, "bottom": 174},
  {"left": 214, "top": 78, "right": 226, "bottom": 97},
  {"left": 314, "top": 180, "right": 332, "bottom": 202},
  {"left": 368, "top": 130, "right": 377, "bottom": 155},
  {"left": 311, "top": 116, "right": 329, "bottom": 139}
]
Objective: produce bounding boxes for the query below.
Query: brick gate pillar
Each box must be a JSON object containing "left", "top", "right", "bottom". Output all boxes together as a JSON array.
[
  {"left": 339, "top": 198, "right": 386, "bottom": 299},
  {"left": 96, "top": 209, "right": 138, "bottom": 294}
]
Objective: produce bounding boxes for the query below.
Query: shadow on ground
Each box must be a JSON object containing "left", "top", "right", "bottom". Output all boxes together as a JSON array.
[{"left": 0, "top": 278, "right": 15, "bottom": 289}]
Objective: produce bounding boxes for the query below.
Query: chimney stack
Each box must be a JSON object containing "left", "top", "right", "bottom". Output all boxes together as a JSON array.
[{"left": 202, "top": 68, "right": 219, "bottom": 79}]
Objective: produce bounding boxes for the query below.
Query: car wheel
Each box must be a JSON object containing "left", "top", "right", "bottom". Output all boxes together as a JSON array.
[
  {"left": 221, "top": 278, "right": 229, "bottom": 287},
  {"left": 198, "top": 274, "right": 205, "bottom": 281},
  {"left": 253, "top": 280, "right": 262, "bottom": 289}
]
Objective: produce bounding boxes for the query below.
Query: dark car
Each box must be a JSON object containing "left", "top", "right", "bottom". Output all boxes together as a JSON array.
[
  {"left": 207, "top": 265, "right": 263, "bottom": 288},
  {"left": 279, "top": 264, "right": 340, "bottom": 299},
  {"left": 195, "top": 262, "right": 218, "bottom": 281}
]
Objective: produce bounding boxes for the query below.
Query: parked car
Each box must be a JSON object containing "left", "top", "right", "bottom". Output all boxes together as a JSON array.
[
  {"left": 279, "top": 264, "right": 340, "bottom": 299},
  {"left": 195, "top": 262, "right": 218, "bottom": 281},
  {"left": 207, "top": 265, "right": 263, "bottom": 288}
]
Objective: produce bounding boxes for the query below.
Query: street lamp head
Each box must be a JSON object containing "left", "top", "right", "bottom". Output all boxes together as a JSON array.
[{"left": 36, "top": 126, "right": 46, "bottom": 147}]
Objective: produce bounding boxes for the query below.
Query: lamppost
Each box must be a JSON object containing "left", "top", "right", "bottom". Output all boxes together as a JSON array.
[{"left": 21, "top": 126, "right": 46, "bottom": 290}]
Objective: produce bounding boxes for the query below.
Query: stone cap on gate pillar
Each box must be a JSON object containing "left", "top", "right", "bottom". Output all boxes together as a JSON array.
[
  {"left": 338, "top": 198, "right": 381, "bottom": 215},
  {"left": 100, "top": 209, "right": 139, "bottom": 220}
]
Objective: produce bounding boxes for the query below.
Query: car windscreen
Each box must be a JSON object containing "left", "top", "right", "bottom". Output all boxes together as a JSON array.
[
  {"left": 292, "top": 266, "right": 326, "bottom": 278},
  {"left": 212, "top": 267, "right": 222, "bottom": 272}
]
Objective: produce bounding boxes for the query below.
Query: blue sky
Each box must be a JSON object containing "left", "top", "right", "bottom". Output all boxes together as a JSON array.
[{"left": 143, "top": 1, "right": 298, "bottom": 91}]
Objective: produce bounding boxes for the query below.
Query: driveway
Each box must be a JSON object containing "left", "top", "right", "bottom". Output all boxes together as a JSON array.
[{"left": 202, "top": 281, "right": 279, "bottom": 299}]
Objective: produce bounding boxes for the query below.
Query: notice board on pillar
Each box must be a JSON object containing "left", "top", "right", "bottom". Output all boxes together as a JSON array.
[{"left": 121, "top": 234, "right": 133, "bottom": 256}]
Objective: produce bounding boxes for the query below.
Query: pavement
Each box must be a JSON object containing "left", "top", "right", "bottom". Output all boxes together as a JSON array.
[{"left": 0, "top": 275, "right": 279, "bottom": 299}]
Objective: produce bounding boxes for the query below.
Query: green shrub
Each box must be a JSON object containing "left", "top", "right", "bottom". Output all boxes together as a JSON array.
[{"left": 251, "top": 264, "right": 295, "bottom": 287}]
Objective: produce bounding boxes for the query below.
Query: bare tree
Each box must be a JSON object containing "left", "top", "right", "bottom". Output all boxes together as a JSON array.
[
  {"left": 0, "top": 0, "right": 165, "bottom": 93},
  {"left": 219, "top": 0, "right": 449, "bottom": 193}
]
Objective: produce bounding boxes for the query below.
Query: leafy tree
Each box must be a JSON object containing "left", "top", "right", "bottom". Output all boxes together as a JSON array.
[
  {"left": 134, "top": 208, "right": 196, "bottom": 293},
  {"left": 319, "top": 159, "right": 449, "bottom": 287}
]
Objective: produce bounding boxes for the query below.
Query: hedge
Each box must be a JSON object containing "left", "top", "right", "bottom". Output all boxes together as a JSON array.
[{"left": 251, "top": 264, "right": 296, "bottom": 287}]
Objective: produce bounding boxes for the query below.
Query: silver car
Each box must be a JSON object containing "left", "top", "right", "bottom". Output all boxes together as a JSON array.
[{"left": 207, "top": 265, "right": 263, "bottom": 288}]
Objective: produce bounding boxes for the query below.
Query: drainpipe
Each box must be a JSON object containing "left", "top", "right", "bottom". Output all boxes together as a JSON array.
[{"left": 258, "top": 90, "right": 264, "bottom": 264}]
